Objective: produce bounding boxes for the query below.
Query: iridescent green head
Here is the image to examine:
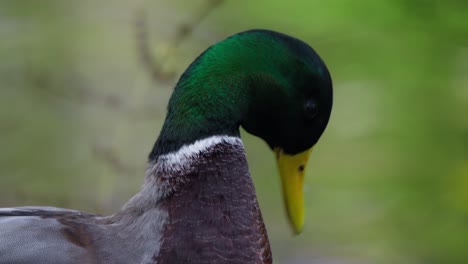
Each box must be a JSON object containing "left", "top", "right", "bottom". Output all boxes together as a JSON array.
[
  {"left": 151, "top": 29, "right": 332, "bottom": 157},
  {"left": 150, "top": 29, "right": 333, "bottom": 233}
]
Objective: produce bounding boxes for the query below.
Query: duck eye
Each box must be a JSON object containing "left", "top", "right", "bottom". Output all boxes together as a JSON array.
[{"left": 303, "top": 100, "right": 318, "bottom": 119}]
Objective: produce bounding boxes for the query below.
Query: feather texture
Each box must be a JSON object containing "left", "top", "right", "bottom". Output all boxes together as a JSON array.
[{"left": 0, "top": 137, "right": 271, "bottom": 264}]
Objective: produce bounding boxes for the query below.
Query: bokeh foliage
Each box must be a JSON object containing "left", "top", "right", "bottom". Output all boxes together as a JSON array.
[{"left": 0, "top": 1, "right": 467, "bottom": 263}]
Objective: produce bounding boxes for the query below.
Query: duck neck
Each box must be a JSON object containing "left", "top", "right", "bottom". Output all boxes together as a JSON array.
[
  {"left": 148, "top": 69, "right": 250, "bottom": 159},
  {"left": 147, "top": 136, "right": 272, "bottom": 263}
]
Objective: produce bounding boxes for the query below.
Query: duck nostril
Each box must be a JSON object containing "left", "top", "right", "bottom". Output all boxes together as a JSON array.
[{"left": 298, "top": 165, "right": 305, "bottom": 173}]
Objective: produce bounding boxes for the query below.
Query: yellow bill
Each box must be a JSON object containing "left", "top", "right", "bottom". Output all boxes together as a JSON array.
[{"left": 275, "top": 147, "right": 312, "bottom": 234}]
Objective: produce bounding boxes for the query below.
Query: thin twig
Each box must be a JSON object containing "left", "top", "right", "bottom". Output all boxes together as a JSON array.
[{"left": 134, "top": 0, "right": 226, "bottom": 83}]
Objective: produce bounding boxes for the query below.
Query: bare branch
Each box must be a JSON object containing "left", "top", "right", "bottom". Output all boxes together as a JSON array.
[
  {"left": 134, "top": 9, "right": 176, "bottom": 82},
  {"left": 134, "top": 0, "right": 226, "bottom": 83},
  {"left": 172, "top": 0, "right": 225, "bottom": 46}
]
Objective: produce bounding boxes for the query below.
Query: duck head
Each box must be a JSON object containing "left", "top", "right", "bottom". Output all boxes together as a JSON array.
[{"left": 151, "top": 29, "right": 333, "bottom": 234}]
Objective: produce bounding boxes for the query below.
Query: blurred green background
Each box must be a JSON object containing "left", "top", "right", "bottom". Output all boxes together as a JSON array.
[{"left": 1, "top": 1, "right": 467, "bottom": 263}]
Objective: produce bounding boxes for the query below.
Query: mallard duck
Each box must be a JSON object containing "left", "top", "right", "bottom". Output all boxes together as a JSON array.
[{"left": 0, "top": 29, "right": 332, "bottom": 264}]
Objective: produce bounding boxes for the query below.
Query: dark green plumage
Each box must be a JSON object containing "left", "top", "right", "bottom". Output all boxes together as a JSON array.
[{"left": 150, "top": 29, "right": 332, "bottom": 158}]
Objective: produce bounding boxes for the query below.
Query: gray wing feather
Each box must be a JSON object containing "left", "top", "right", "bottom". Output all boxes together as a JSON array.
[{"left": 0, "top": 207, "right": 87, "bottom": 264}]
